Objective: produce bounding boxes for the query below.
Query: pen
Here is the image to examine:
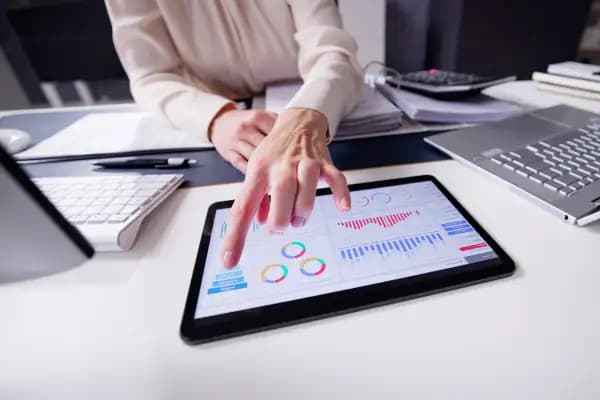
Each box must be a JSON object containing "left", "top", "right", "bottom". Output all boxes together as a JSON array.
[{"left": 93, "top": 157, "right": 198, "bottom": 169}]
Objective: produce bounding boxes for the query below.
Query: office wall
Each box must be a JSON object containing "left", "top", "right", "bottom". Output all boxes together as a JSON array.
[{"left": 339, "top": 0, "right": 386, "bottom": 65}]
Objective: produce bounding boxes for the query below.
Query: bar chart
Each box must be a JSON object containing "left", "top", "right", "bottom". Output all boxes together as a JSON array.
[
  {"left": 207, "top": 267, "right": 248, "bottom": 295},
  {"left": 339, "top": 231, "right": 445, "bottom": 263},
  {"left": 336, "top": 210, "right": 420, "bottom": 230}
]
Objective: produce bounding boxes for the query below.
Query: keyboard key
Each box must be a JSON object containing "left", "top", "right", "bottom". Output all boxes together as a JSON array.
[
  {"left": 88, "top": 214, "right": 109, "bottom": 223},
  {"left": 544, "top": 181, "right": 562, "bottom": 191},
  {"left": 82, "top": 206, "right": 105, "bottom": 216},
  {"left": 529, "top": 174, "right": 546, "bottom": 184},
  {"left": 569, "top": 171, "right": 584, "bottom": 180},
  {"left": 525, "top": 160, "right": 549, "bottom": 173},
  {"left": 91, "top": 197, "right": 112, "bottom": 206},
  {"left": 558, "top": 163, "right": 573, "bottom": 171},
  {"left": 515, "top": 169, "right": 529, "bottom": 178},
  {"left": 569, "top": 181, "right": 587, "bottom": 190},
  {"left": 526, "top": 144, "right": 540, "bottom": 152},
  {"left": 69, "top": 215, "right": 88, "bottom": 224},
  {"left": 120, "top": 205, "right": 139, "bottom": 216},
  {"left": 490, "top": 157, "right": 502, "bottom": 165},
  {"left": 128, "top": 197, "right": 149, "bottom": 206},
  {"left": 540, "top": 169, "right": 559, "bottom": 180},
  {"left": 108, "top": 214, "right": 129, "bottom": 223},
  {"left": 542, "top": 149, "right": 555, "bottom": 156},
  {"left": 554, "top": 175, "right": 577, "bottom": 186},
  {"left": 110, "top": 197, "right": 130, "bottom": 206},
  {"left": 503, "top": 163, "right": 515, "bottom": 171},
  {"left": 103, "top": 205, "right": 124, "bottom": 215},
  {"left": 578, "top": 167, "right": 594, "bottom": 176},
  {"left": 558, "top": 187, "right": 575, "bottom": 196}
]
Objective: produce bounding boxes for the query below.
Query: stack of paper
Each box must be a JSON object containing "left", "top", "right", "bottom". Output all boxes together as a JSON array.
[
  {"left": 378, "top": 84, "right": 523, "bottom": 123},
  {"left": 265, "top": 83, "right": 405, "bottom": 138}
]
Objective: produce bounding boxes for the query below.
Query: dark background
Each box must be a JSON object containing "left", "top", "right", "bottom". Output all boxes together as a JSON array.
[{"left": 0, "top": 0, "right": 597, "bottom": 108}]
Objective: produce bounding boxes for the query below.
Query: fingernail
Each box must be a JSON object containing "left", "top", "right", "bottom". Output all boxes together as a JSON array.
[
  {"left": 223, "top": 250, "right": 236, "bottom": 269},
  {"left": 291, "top": 216, "right": 306, "bottom": 227},
  {"left": 340, "top": 198, "right": 351, "bottom": 211}
]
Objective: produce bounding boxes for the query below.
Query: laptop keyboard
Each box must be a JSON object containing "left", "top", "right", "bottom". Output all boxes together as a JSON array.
[{"left": 490, "top": 122, "right": 600, "bottom": 197}]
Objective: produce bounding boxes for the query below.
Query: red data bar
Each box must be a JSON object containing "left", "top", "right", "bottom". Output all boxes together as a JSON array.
[{"left": 459, "top": 243, "right": 488, "bottom": 252}]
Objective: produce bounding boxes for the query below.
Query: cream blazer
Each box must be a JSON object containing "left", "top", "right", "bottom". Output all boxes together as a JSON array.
[{"left": 105, "top": 0, "right": 363, "bottom": 142}]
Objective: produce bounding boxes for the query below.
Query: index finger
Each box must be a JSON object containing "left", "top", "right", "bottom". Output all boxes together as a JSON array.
[{"left": 221, "top": 171, "right": 268, "bottom": 268}]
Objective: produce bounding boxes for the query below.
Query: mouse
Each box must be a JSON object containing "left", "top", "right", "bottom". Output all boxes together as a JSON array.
[{"left": 0, "top": 129, "right": 32, "bottom": 154}]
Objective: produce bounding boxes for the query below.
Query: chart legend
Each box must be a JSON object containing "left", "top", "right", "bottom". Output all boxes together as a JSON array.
[
  {"left": 442, "top": 220, "right": 474, "bottom": 236},
  {"left": 337, "top": 210, "right": 420, "bottom": 230}
]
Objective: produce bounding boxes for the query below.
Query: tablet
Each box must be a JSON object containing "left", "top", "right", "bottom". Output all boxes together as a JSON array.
[{"left": 181, "top": 175, "right": 514, "bottom": 343}]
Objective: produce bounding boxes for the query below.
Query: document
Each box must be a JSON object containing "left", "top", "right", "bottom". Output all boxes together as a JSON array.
[
  {"left": 378, "top": 85, "right": 523, "bottom": 123},
  {"left": 17, "top": 112, "right": 212, "bottom": 159},
  {"left": 265, "top": 82, "right": 469, "bottom": 140}
]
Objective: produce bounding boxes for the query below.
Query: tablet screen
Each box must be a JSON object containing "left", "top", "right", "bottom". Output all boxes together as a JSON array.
[{"left": 194, "top": 180, "right": 498, "bottom": 318}]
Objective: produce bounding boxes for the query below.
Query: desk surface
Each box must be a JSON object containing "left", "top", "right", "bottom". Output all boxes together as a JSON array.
[{"left": 2, "top": 160, "right": 600, "bottom": 399}]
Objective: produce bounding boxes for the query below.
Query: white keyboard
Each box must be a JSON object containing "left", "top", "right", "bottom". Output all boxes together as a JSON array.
[{"left": 33, "top": 174, "right": 184, "bottom": 251}]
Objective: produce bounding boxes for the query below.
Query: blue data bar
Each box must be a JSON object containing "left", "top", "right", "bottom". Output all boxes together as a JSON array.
[
  {"left": 207, "top": 282, "right": 248, "bottom": 295},
  {"left": 442, "top": 221, "right": 469, "bottom": 227},
  {"left": 215, "top": 270, "right": 243, "bottom": 280},
  {"left": 212, "top": 277, "right": 245, "bottom": 287},
  {"left": 447, "top": 228, "right": 474, "bottom": 235}
]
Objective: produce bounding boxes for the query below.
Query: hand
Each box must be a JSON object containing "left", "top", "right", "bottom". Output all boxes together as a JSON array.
[
  {"left": 221, "top": 108, "right": 351, "bottom": 268},
  {"left": 209, "top": 107, "right": 278, "bottom": 173}
]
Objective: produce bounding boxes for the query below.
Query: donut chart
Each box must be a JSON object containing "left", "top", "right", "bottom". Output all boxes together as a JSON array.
[
  {"left": 261, "top": 264, "right": 288, "bottom": 284},
  {"left": 281, "top": 241, "right": 307, "bottom": 259},
  {"left": 300, "top": 257, "right": 327, "bottom": 277}
]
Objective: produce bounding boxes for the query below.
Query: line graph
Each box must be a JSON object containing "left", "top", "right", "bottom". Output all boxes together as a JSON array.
[{"left": 336, "top": 210, "right": 420, "bottom": 230}]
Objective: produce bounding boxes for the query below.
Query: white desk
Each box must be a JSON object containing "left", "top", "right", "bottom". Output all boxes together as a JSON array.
[{"left": 2, "top": 160, "right": 600, "bottom": 399}]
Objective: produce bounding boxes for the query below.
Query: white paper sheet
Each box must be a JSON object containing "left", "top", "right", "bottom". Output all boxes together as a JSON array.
[{"left": 17, "top": 112, "right": 212, "bottom": 159}]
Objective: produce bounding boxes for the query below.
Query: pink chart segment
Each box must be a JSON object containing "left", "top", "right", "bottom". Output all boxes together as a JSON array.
[{"left": 337, "top": 210, "right": 420, "bottom": 230}]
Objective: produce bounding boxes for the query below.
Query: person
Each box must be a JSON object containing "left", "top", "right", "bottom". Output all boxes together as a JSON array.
[{"left": 105, "top": 0, "right": 363, "bottom": 268}]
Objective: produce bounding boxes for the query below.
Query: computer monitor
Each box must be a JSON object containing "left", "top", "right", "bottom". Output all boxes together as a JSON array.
[{"left": 0, "top": 145, "right": 93, "bottom": 283}]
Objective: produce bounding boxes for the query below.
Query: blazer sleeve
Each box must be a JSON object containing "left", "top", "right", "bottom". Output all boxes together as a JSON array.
[
  {"left": 105, "top": 0, "right": 234, "bottom": 143},
  {"left": 286, "top": 0, "right": 363, "bottom": 139}
]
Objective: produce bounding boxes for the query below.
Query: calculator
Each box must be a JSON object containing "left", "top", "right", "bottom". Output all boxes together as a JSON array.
[{"left": 386, "top": 69, "right": 516, "bottom": 99}]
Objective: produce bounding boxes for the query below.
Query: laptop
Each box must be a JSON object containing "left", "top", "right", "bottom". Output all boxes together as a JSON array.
[{"left": 425, "top": 105, "right": 600, "bottom": 226}]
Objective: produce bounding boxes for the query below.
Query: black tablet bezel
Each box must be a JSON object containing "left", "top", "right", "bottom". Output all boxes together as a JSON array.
[{"left": 180, "top": 175, "right": 514, "bottom": 344}]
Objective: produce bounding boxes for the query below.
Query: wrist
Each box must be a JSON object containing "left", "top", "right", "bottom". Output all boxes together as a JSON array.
[
  {"left": 272, "top": 108, "right": 329, "bottom": 141},
  {"left": 208, "top": 102, "right": 237, "bottom": 142}
]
